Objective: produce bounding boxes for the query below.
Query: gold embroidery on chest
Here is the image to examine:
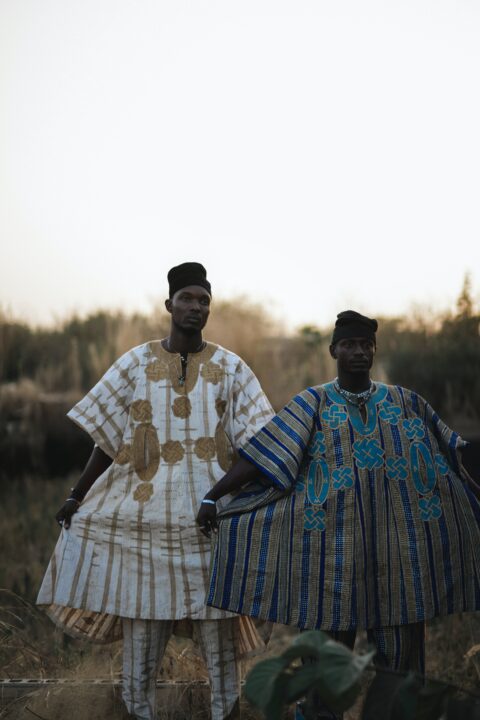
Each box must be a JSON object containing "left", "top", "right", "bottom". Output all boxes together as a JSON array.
[
  {"left": 130, "top": 399, "right": 153, "bottom": 423},
  {"left": 145, "top": 359, "right": 170, "bottom": 382},
  {"left": 150, "top": 341, "right": 217, "bottom": 395},
  {"left": 161, "top": 440, "right": 185, "bottom": 464},
  {"left": 194, "top": 436, "right": 216, "bottom": 461},
  {"left": 215, "top": 422, "right": 234, "bottom": 471},
  {"left": 215, "top": 398, "right": 227, "bottom": 418},
  {"left": 115, "top": 443, "right": 132, "bottom": 465},
  {"left": 133, "top": 482, "right": 154, "bottom": 503},
  {"left": 172, "top": 396, "right": 192, "bottom": 419},
  {"left": 200, "top": 361, "right": 224, "bottom": 385},
  {"left": 133, "top": 424, "right": 160, "bottom": 481}
]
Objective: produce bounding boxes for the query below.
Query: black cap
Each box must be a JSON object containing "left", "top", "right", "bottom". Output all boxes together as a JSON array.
[
  {"left": 167, "top": 262, "right": 211, "bottom": 298},
  {"left": 332, "top": 310, "right": 378, "bottom": 344}
]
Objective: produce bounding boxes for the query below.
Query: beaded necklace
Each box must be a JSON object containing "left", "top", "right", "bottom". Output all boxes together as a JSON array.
[{"left": 333, "top": 378, "right": 375, "bottom": 408}]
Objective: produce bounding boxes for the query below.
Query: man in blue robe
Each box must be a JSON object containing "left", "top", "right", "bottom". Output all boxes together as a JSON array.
[{"left": 196, "top": 310, "right": 480, "bottom": 718}]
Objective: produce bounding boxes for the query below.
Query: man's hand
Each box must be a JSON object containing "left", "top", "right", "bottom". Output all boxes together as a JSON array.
[
  {"left": 196, "top": 501, "right": 218, "bottom": 538},
  {"left": 55, "top": 499, "right": 80, "bottom": 529}
]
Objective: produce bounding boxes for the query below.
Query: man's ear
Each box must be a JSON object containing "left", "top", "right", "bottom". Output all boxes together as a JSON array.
[
  {"left": 165, "top": 298, "right": 172, "bottom": 314},
  {"left": 329, "top": 343, "right": 337, "bottom": 359}
]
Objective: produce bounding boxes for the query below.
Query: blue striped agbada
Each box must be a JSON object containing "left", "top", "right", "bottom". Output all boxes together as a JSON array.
[{"left": 207, "top": 382, "right": 480, "bottom": 630}]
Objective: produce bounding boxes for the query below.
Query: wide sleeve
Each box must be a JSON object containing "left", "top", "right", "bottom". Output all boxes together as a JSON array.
[
  {"left": 422, "top": 397, "right": 480, "bottom": 496},
  {"left": 239, "top": 387, "right": 320, "bottom": 491},
  {"left": 67, "top": 347, "right": 140, "bottom": 459},
  {"left": 422, "top": 398, "right": 467, "bottom": 475},
  {"left": 227, "top": 360, "right": 274, "bottom": 450}
]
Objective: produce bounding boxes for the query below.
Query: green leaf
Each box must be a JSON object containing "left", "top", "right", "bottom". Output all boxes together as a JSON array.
[
  {"left": 263, "top": 673, "right": 290, "bottom": 720},
  {"left": 285, "top": 639, "right": 375, "bottom": 713},
  {"left": 285, "top": 663, "right": 328, "bottom": 703},
  {"left": 316, "top": 640, "right": 374, "bottom": 697},
  {"left": 244, "top": 657, "right": 289, "bottom": 711},
  {"left": 281, "top": 630, "right": 332, "bottom": 663}
]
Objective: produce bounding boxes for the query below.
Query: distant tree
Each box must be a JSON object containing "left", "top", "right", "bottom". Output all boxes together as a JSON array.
[{"left": 381, "top": 276, "right": 480, "bottom": 432}]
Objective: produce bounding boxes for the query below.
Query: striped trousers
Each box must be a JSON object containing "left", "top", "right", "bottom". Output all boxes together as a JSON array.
[{"left": 122, "top": 618, "right": 240, "bottom": 720}]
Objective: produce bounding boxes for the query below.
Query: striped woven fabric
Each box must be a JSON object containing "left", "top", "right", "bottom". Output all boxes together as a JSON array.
[
  {"left": 208, "top": 382, "right": 480, "bottom": 630},
  {"left": 37, "top": 341, "right": 273, "bottom": 648}
]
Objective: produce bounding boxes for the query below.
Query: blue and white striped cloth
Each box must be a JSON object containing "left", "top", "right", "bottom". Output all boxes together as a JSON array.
[{"left": 208, "top": 382, "right": 480, "bottom": 630}]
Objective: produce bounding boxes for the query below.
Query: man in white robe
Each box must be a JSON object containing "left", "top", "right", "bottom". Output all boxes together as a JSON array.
[{"left": 37, "top": 262, "right": 273, "bottom": 720}]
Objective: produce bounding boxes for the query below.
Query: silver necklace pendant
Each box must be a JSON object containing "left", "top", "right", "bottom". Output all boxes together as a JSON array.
[{"left": 334, "top": 379, "right": 374, "bottom": 407}]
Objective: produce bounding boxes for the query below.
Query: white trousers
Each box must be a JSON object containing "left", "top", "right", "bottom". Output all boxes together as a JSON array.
[{"left": 122, "top": 618, "right": 241, "bottom": 720}]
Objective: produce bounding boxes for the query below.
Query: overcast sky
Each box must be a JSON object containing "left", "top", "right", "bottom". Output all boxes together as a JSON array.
[{"left": 1, "top": 0, "right": 479, "bottom": 330}]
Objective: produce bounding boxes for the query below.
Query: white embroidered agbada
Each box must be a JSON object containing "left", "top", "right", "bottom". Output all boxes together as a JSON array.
[{"left": 37, "top": 341, "right": 273, "bottom": 645}]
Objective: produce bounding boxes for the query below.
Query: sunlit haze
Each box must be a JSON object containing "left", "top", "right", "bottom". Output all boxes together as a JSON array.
[{"left": 1, "top": 0, "right": 479, "bottom": 331}]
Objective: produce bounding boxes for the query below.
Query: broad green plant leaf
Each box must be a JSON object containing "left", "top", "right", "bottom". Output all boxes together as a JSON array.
[
  {"left": 244, "top": 656, "right": 289, "bottom": 712},
  {"left": 263, "top": 673, "right": 290, "bottom": 720},
  {"left": 285, "top": 639, "right": 375, "bottom": 713},
  {"left": 281, "top": 629, "right": 332, "bottom": 663}
]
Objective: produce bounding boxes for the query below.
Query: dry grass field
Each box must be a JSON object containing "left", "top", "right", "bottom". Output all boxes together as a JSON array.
[
  {"left": 1, "top": 476, "right": 479, "bottom": 719},
  {"left": 1, "top": 297, "right": 480, "bottom": 718}
]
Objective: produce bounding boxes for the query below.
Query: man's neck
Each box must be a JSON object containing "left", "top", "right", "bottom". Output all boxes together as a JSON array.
[
  {"left": 336, "top": 371, "right": 371, "bottom": 393},
  {"left": 165, "top": 327, "right": 204, "bottom": 355}
]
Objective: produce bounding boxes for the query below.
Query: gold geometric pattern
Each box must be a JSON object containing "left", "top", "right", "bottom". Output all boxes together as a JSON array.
[
  {"left": 145, "top": 359, "right": 170, "bottom": 382},
  {"left": 172, "top": 396, "right": 192, "bottom": 419},
  {"left": 161, "top": 440, "right": 185, "bottom": 464},
  {"left": 215, "top": 422, "right": 234, "bottom": 472},
  {"left": 133, "top": 482, "right": 154, "bottom": 503},
  {"left": 200, "top": 361, "right": 224, "bottom": 385},
  {"left": 194, "top": 436, "right": 217, "bottom": 461},
  {"left": 133, "top": 424, "right": 161, "bottom": 481},
  {"left": 215, "top": 398, "right": 227, "bottom": 418},
  {"left": 130, "top": 399, "right": 153, "bottom": 423},
  {"left": 150, "top": 340, "right": 217, "bottom": 395},
  {"left": 115, "top": 443, "right": 132, "bottom": 465}
]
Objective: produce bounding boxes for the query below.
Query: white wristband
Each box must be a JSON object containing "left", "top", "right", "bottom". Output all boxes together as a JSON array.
[{"left": 201, "top": 499, "right": 216, "bottom": 505}]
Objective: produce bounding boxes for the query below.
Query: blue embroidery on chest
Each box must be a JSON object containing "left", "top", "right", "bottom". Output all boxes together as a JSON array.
[
  {"left": 378, "top": 402, "right": 402, "bottom": 425},
  {"left": 321, "top": 405, "right": 347, "bottom": 429},
  {"left": 352, "top": 438, "right": 384, "bottom": 470},
  {"left": 308, "top": 431, "right": 327, "bottom": 457},
  {"left": 402, "top": 417, "right": 425, "bottom": 440},
  {"left": 385, "top": 456, "right": 409, "bottom": 481},
  {"left": 323, "top": 382, "right": 388, "bottom": 436},
  {"left": 332, "top": 466, "right": 354, "bottom": 490},
  {"left": 304, "top": 506, "right": 326, "bottom": 531},
  {"left": 410, "top": 441, "right": 437, "bottom": 494},
  {"left": 418, "top": 495, "right": 442, "bottom": 521},
  {"left": 306, "top": 457, "right": 330, "bottom": 505}
]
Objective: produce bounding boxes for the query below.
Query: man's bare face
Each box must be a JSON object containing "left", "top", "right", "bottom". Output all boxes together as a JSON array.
[
  {"left": 330, "top": 337, "right": 376, "bottom": 374},
  {"left": 166, "top": 285, "right": 211, "bottom": 333}
]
